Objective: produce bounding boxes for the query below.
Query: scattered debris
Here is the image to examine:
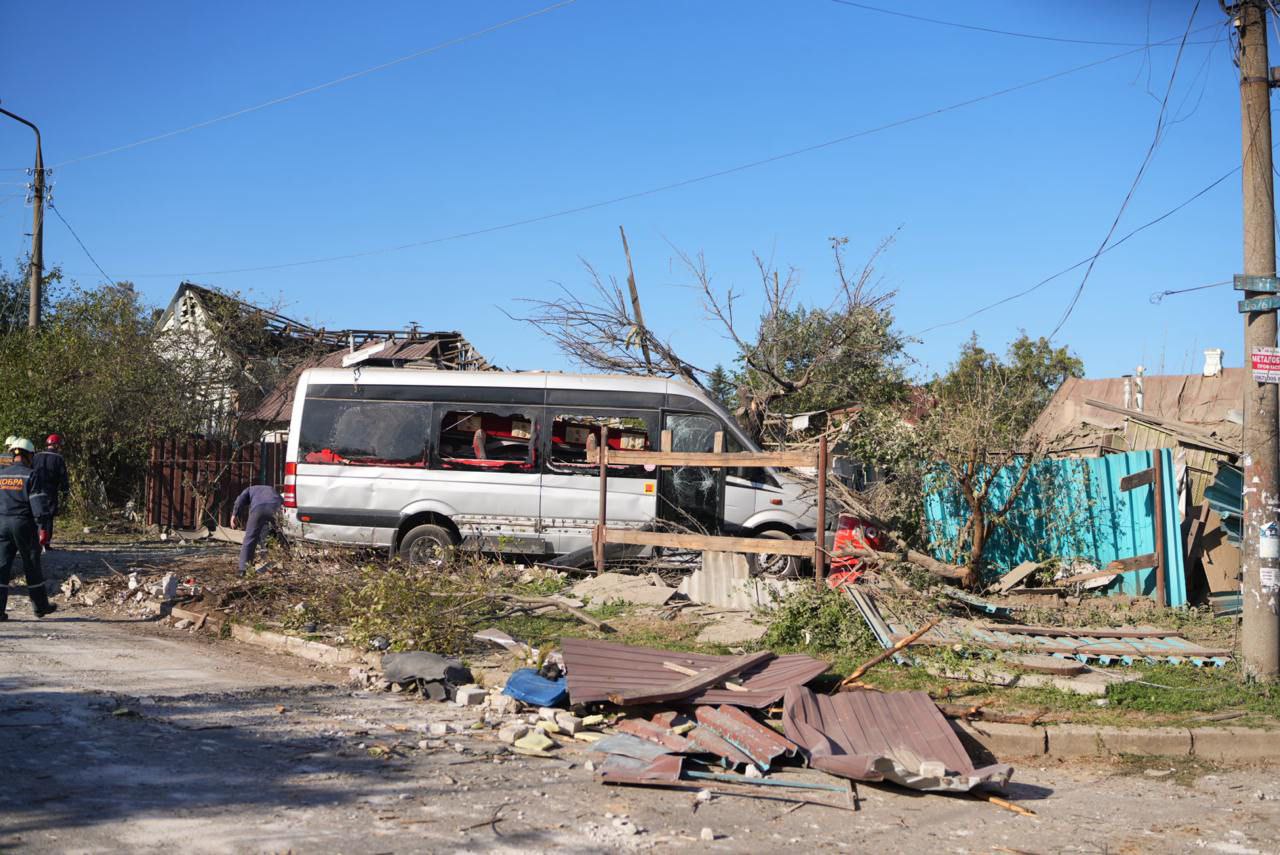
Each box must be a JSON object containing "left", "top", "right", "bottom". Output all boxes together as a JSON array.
[
  {"left": 381, "top": 652, "right": 473, "bottom": 700},
  {"left": 572, "top": 572, "right": 675, "bottom": 607}
]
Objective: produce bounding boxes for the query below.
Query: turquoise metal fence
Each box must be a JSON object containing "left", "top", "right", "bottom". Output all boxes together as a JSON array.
[{"left": 923, "top": 448, "right": 1186, "bottom": 606}]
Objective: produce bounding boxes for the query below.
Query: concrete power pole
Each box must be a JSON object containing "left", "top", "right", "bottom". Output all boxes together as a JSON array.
[
  {"left": 0, "top": 105, "right": 44, "bottom": 330},
  {"left": 1232, "top": 0, "right": 1280, "bottom": 680}
]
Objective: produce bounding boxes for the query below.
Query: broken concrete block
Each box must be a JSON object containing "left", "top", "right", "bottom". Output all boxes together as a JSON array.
[
  {"left": 514, "top": 731, "right": 555, "bottom": 752},
  {"left": 700, "top": 828, "right": 716, "bottom": 842},
  {"left": 580, "top": 713, "right": 605, "bottom": 728},
  {"left": 487, "top": 693, "right": 520, "bottom": 716},
  {"left": 498, "top": 724, "right": 530, "bottom": 744},
  {"left": 537, "top": 707, "right": 560, "bottom": 721},
  {"left": 60, "top": 574, "right": 83, "bottom": 599},
  {"left": 571, "top": 572, "right": 675, "bottom": 606},
  {"left": 536, "top": 720, "right": 562, "bottom": 735},
  {"left": 158, "top": 573, "right": 178, "bottom": 602},
  {"left": 454, "top": 685, "right": 486, "bottom": 707},
  {"left": 428, "top": 722, "right": 451, "bottom": 737},
  {"left": 573, "top": 732, "right": 602, "bottom": 743},
  {"left": 173, "top": 619, "right": 194, "bottom": 630},
  {"left": 554, "top": 713, "right": 583, "bottom": 735}
]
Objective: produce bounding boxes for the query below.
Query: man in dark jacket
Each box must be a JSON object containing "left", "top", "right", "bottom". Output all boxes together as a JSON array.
[
  {"left": 33, "top": 433, "right": 68, "bottom": 550},
  {"left": 230, "top": 484, "right": 283, "bottom": 576},
  {"left": 0, "top": 438, "right": 56, "bottom": 620}
]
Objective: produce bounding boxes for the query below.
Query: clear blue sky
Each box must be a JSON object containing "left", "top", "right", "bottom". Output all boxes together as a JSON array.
[{"left": 0, "top": 1, "right": 1264, "bottom": 381}]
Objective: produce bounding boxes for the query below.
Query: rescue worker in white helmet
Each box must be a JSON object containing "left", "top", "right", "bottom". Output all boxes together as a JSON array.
[{"left": 0, "top": 439, "right": 57, "bottom": 620}]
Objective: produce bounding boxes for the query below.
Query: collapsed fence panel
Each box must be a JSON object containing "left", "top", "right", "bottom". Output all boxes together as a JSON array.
[{"left": 145, "top": 438, "right": 285, "bottom": 529}]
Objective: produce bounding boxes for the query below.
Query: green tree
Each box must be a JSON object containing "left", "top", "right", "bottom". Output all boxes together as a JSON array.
[
  {"left": 921, "top": 332, "right": 1084, "bottom": 582},
  {"left": 0, "top": 258, "right": 60, "bottom": 334},
  {"left": 0, "top": 282, "right": 200, "bottom": 511},
  {"left": 706, "top": 363, "right": 737, "bottom": 410}
]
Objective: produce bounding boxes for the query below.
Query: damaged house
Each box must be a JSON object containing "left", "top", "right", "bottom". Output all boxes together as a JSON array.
[{"left": 146, "top": 282, "right": 491, "bottom": 529}]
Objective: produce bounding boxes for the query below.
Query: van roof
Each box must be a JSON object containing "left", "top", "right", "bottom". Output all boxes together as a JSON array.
[{"left": 300, "top": 366, "right": 700, "bottom": 396}]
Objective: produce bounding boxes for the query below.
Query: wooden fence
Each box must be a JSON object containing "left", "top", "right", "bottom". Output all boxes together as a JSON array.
[{"left": 145, "top": 438, "right": 286, "bottom": 530}]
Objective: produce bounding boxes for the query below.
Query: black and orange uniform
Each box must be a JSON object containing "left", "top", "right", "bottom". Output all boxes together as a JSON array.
[{"left": 0, "top": 460, "right": 52, "bottom": 618}]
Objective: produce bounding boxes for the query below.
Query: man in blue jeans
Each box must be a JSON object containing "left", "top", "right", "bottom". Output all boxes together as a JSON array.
[{"left": 230, "top": 484, "right": 283, "bottom": 576}]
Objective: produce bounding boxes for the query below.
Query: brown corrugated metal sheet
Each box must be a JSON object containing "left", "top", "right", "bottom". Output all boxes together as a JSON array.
[
  {"left": 782, "top": 686, "right": 1012, "bottom": 793},
  {"left": 693, "top": 705, "right": 800, "bottom": 771},
  {"left": 561, "top": 638, "right": 829, "bottom": 708}
]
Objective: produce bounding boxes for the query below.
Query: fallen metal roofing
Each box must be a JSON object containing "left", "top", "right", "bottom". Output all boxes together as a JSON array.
[
  {"left": 693, "top": 705, "right": 800, "bottom": 771},
  {"left": 782, "top": 686, "right": 1013, "bottom": 793},
  {"left": 561, "top": 638, "right": 829, "bottom": 708}
]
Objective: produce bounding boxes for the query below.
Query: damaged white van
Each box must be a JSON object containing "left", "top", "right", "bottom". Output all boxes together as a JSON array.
[{"left": 281, "top": 367, "right": 817, "bottom": 571}]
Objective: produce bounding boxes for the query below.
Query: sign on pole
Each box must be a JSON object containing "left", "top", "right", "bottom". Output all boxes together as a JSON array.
[{"left": 1252, "top": 346, "right": 1280, "bottom": 383}]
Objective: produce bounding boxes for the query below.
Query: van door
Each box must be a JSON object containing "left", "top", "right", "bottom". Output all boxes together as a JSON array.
[
  {"left": 540, "top": 410, "right": 658, "bottom": 554},
  {"left": 657, "top": 412, "right": 725, "bottom": 534}
]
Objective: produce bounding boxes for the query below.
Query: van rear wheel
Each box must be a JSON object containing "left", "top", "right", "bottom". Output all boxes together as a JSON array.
[
  {"left": 755, "top": 529, "right": 802, "bottom": 578},
  {"left": 399, "top": 524, "right": 456, "bottom": 567}
]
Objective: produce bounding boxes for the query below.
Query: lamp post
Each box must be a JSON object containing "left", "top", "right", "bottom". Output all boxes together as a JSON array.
[{"left": 0, "top": 105, "right": 44, "bottom": 330}]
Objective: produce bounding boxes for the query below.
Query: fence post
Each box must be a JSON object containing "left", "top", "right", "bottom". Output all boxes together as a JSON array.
[
  {"left": 594, "top": 426, "right": 609, "bottom": 574},
  {"left": 814, "top": 435, "right": 828, "bottom": 591}
]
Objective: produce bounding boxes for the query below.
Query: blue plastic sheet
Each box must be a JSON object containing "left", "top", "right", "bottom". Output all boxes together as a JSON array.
[{"left": 503, "top": 668, "right": 568, "bottom": 707}]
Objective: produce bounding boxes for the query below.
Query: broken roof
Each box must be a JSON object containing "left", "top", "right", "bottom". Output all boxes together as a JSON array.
[
  {"left": 244, "top": 333, "right": 493, "bottom": 424},
  {"left": 1031, "top": 371, "right": 1245, "bottom": 451}
]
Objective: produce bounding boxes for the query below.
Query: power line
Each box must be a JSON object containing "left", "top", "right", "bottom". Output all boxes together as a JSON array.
[
  {"left": 49, "top": 203, "right": 115, "bottom": 285},
  {"left": 50, "top": 0, "right": 578, "bottom": 169},
  {"left": 1047, "top": 0, "right": 1203, "bottom": 339},
  {"left": 828, "top": 0, "right": 1220, "bottom": 46},
  {"left": 913, "top": 159, "right": 1239, "bottom": 334},
  {"left": 1149, "top": 279, "right": 1231, "bottom": 302},
  {"left": 125, "top": 31, "right": 1226, "bottom": 279}
]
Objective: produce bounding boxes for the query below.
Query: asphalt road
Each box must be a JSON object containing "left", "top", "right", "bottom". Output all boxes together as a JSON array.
[{"left": 1, "top": 544, "right": 1278, "bottom": 853}]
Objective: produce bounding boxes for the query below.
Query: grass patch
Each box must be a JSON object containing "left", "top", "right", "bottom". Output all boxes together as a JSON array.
[{"left": 1108, "top": 754, "right": 1224, "bottom": 787}]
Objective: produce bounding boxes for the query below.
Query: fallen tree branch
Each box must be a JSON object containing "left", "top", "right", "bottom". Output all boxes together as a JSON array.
[
  {"left": 498, "top": 594, "right": 616, "bottom": 633},
  {"left": 837, "top": 617, "right": 941, "bottom": 690}
]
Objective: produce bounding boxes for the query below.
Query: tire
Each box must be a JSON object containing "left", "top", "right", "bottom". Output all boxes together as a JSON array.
[
  {"left": 398, "top": 523, "right": 456, "bottom": 567},
  {"left": 754, "top": 529, "right": 803, "bottom": 578}
]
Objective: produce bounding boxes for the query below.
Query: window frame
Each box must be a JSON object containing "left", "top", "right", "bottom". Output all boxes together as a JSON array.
[
  {"left": 541, "top": 407, "right": 658, "bottom": 479},
  {"left": 432, "top": 403, "right": 543, "bottom": 474},
  {"left": 298, "top": 395, "right": 435, "bottom": 468}
]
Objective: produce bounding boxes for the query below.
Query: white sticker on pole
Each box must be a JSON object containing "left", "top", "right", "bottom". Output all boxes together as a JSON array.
[
  {"left": 1262, "top": 567, "right": 1279, "bottom": 589},
  {"left": 1253, "top": 347, "right": 1280, "bottom": 383},
  {"left": 1261, "top": 521, "right": 1280, "bottom": 559}
]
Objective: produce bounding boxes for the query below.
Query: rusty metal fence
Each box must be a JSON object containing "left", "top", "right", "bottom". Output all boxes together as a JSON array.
[{"left": 145, "top": 438, "right": 286, "bottom": 529}]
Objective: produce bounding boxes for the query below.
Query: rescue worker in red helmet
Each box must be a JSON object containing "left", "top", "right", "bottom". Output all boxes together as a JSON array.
[
  {"left": 0, "top": 438, "right": 56, "bottom": 620},
  {"left": 33, "top": 434, "right": 68, "bottom": 551}
]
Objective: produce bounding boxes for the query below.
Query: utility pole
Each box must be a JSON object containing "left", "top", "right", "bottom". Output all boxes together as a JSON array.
[
  {"left": 1231, "top": 0, "right": 1280, "bottom": 680},
  {"left": 0, "top": 105, "right": 44, "bottom": 330}
]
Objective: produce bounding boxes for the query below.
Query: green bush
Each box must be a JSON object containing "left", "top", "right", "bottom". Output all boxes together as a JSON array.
[{"left": 761, "top": 587, "right": 878, "bottom": 656}]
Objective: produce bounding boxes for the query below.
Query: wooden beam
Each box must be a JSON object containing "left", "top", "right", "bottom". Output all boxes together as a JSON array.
[
  {"left": 601, "top": 527, "right": 815, "bottom": 557},
  {"left": 1052, "top": 553, "right": 1157, "bottom": 586},
  {"left": 1119, "top": 469, "right": 1154, "bottom": 491},
  {"left": 607, "top": 651, "right": 773, "bottom": 705},
  {"left": 586, "top": 449, "right": 816, "bottom": 468}
]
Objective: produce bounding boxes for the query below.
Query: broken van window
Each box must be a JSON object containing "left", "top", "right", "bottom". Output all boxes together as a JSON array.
[
  {"left": 547, "top": 414, "right": 651, "bottom": 478},
  {"left": 438, "top": 410, "right": 535, "bottom": 472},
  {"left": 299, "top": 399, "right": 430, "bottom": 467}
]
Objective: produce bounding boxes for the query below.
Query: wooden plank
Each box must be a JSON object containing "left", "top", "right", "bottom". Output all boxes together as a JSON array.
[
  {"left": 601, "top": 527, "right": 814, "bottom": 557},
  {"left": 587, "top": 449, "right": 816, "bottom": 468},
  {"left": 990, "top": 561, "right": 1040, "bottom": 594},
  {"left": 1052, "top": 556, "right": 1158, "bottom": 587},
  {"left": 1119, "top": 469, "right": 1154, "bottom": 491},
  {"left": 607, "top": 650, "right": 773, "bottom": 705}
]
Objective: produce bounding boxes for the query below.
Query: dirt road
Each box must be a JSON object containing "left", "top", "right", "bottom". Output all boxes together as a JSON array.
[{"left": 1, "top": 544, "right": 1278, "bottom": 853}]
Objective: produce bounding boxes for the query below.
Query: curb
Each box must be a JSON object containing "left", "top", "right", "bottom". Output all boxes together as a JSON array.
[
  {"left": 170, "top": 605, "right": 378, "bottom": 670},
  {"left": 953, "top": 719, "right": 1280, "bottom": 763}
]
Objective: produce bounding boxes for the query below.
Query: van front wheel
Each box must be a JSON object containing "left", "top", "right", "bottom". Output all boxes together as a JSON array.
[
  {"left": 755, "top": 529, "right": 802, "bottom": 578},
  {"left": 398, "top": 524, "right": 456, "bottom": 567}
]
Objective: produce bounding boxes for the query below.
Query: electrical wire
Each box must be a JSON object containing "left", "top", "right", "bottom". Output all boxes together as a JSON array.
[
  {"left": 914, "top": 160, "right": 1239, "bottom": 334},
  {"left": 1047, "top": 0, "right": 1203, "bottom": 339},
  {"left": 828, "top": 0, "right": 1221, "bottom": 46},
  {"left": 124, "top": 34, "right": 1225, "bottom": 279},
  {"left": 49, "top": 203, "right": 115, "bottom": 285},
  {"left": 1149, "top": 279, "right": 1232, "bottom": 303},
  {"left": 49, "top": 0, "right": 578, "bottom": 169}
]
